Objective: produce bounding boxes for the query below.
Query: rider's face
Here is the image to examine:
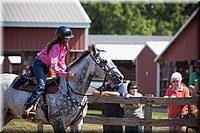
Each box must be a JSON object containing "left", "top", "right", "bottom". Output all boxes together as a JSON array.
[{"left": 62, "top": 38, "right": 70, "bottom": 46}]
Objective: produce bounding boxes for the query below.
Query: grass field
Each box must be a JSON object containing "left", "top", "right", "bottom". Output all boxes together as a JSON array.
[{"left": 1, "top": 110, "right": 196, "bottom": 133}]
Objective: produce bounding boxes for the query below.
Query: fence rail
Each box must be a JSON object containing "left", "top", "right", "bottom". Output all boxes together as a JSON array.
[
  {"left": 35, "top": 96, "right": 200, "bottom": 133},
  {"left": 83, "top": 96, "right": 200, "bottom": 133},
  {"left": 87, "top": 95, "right": 199, "bottom": 105}
]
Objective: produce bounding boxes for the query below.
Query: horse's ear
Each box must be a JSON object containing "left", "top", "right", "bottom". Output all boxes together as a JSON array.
[{"left": 92, "top": 44, "right": 98, "bottom": 56}]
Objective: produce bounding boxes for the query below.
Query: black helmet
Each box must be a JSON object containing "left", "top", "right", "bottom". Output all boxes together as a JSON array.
[
  {"left": 55, "top": 26, "right": 74, "bottom": 39},
  {"left": 195, "top": 60, "right": 200, "bottom": 68}
]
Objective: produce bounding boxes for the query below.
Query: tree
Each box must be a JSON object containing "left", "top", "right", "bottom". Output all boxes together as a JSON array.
[{"left": 82, "top": 2, "right": 197, "bottom": 35}]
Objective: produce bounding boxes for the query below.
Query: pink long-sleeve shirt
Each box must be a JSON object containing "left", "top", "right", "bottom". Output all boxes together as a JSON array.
[{"left": 37, "top": 43, "right": 68, "bottom": 76}]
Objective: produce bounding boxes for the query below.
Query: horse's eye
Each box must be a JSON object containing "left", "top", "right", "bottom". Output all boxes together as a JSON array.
[{"left": 96, "top": 59, "right": 100, "bottom": 63}]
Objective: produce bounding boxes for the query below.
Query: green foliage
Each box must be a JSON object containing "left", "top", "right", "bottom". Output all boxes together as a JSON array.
[{"left": 82, "top": 2, "right": 197, "bottom": 35}]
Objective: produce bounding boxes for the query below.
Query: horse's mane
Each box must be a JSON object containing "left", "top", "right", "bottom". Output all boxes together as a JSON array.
[{"left": 65, "top": 50, "right": 91, "bottom": 72}]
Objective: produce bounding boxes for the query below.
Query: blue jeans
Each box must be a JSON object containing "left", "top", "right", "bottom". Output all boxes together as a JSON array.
[{"left": 24, "top": 57, "right": 49, "bottom": 108}]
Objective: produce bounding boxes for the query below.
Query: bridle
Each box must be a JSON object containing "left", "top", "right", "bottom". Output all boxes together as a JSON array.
[{"left": 66, "top": 51, "right": 117, "bottom": 97}]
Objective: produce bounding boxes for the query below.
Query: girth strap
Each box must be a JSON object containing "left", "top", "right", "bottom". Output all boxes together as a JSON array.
[{"left": 41, "top": 94, "right": 50, "bottom": 123}]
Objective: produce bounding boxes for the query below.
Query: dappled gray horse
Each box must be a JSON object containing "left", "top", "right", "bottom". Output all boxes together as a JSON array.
[{"left": 1, "top": 45, "right": 124, "bottom": 133}]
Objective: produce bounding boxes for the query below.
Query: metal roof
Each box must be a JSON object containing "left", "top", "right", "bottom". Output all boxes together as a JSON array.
[
  {"left": 2, "top": 0, "right": 91, "bottom": 28},
  {"left": 146, "top": 41, "right": 170, "bottom": 56},
  {"left": 88, "top": 35, "right": 173, "bottom": 44},
  {"left": 96, "top": 44, "right": 145, "bottom": 60},
  {"left": 88, "top": 35, "right": 172, "bottom": 61}
]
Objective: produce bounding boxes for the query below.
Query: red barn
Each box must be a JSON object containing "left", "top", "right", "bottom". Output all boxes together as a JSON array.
[
  {"left": 155, "top": 5, "right": 200, "bottom": 96},
  {"left": 137, "top": 41, "right": 170, "bottom": 96},
  {"left": 1, "top": 0, "right": 91, "bottom": 74}
]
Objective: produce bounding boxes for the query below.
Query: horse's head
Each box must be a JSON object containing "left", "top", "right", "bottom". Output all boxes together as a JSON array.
[{"left": 90, "top": 44, "right": 124, "bottom": 85}]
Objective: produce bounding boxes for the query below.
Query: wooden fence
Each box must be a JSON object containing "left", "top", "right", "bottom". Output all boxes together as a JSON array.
[
  {"left": 37, "top": 95, "right": 200, "bottom": 133},
  {"left": 84, "top": 95, "right": 200, "bottom": 133}
]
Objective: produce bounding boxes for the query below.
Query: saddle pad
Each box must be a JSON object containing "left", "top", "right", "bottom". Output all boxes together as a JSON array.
[{"left": 13, "top": 75, "right": 60, "bottom": 94}]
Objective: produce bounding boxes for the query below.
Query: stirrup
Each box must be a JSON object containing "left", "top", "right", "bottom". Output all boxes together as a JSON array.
[
  {"left": 23, "top": 99, "right": 39, "bottom": 119},
  {"left": 23, "top": 105, "right": 36, "bottom": 118}
]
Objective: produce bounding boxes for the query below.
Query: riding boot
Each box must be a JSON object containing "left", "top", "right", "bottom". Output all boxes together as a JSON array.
[
  {"left": 22, "top": 99, "right": 40, "bottom": 119},
  {"left": 22, "top": 105, "right": 36, "bottom": 119}
]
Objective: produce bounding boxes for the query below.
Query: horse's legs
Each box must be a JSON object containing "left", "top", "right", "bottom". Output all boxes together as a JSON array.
[
  {"left": 1, "top": 107, "right": 8, "bottom": 131},
  {"left": 70, "top": 119, "right": 83, "bottom": 133},
  {"left": 2, "top": 105, "right": 8, "bottom": 125},
  {"left": 50, "top": 118, "right": 66, "bottom": 133},
  {"left": 2, "top": 106, "right": 15, "bottom": 128},
  {"left": 1, "top": 108, "right": 18, "bottom": 132},
  {"left": 3, "top": 111, "right": 17, "bottom": 126}
]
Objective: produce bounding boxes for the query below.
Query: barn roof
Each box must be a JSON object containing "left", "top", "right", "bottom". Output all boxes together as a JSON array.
[
  {"left": 146, "top": 41, "right": 170, "bottom": 56},
  {"left": 2, "top": 0, "right": 91, "bottom": 28},
  {"left": 89, "top": 35, "right": 172, "bottom": 44},
  {"left": 96, "top": 44, "right": 145, "bottom": 60},
  {"left": 88, "top": 35, "right": 172, "bottom": 60}
]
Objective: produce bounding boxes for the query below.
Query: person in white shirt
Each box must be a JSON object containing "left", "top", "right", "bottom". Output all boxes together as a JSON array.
[{"left": 120, "top": 81, "right": 143, "bottom": 133}]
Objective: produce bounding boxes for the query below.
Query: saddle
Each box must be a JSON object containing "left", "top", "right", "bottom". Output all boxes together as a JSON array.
[
  {"left": 13, "top": 66, "right": 60, "bottom": 94},
  {"left": 13, "top": 66, "right": 60, "bottom": 120}
]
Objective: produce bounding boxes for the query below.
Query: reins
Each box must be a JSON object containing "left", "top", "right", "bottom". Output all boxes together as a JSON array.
[
  {"left": 65, "top": 53, "right": 117, "bottom": 97},
  {"left": 55, "top": 52, "right": 117, "bottom": 104},
  {"left": 49, "top": 49, "right": 119, "bottom": 128}
]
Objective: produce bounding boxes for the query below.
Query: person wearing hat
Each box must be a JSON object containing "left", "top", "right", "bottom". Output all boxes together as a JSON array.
[
  {"left": 164, "top": 72, "right": 190, "bottom": 133},
  {"left": 120, "top": 81, "right": 143, "bottom": 133},
  {"left": 188, "top": 60, "right": 200, "bottom": 93},
  {"left": 23, "top": 26, "right": 77, "bottom": 118}
]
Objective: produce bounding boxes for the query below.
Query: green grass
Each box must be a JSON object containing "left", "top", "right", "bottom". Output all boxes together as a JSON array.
[
  {"left": 1, "top": 119, "right": 103, "bottom": 133},
  {"left": 87, "top": 109, "right": 102, "bottom": 115},
  {"left": 152, "top": 112, "right": 168, "bottom": 119}
]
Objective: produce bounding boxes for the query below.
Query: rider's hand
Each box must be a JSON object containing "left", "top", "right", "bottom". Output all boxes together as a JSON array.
[{"left": 67, "top": 73, "right": 78, "bottom": 83}]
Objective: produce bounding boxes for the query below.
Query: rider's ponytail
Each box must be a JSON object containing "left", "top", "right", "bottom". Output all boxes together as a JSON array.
[{"left": 47, "top": 37, "right": 61, "bottom": 54}]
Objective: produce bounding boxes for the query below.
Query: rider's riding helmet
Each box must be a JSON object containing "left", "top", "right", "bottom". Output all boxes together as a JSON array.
[
  {"left": 194, "top": 60, "right": 200, "bottom": 68},
  {"left": 55, "top": 26, "right": 74, "bottom": 39}
]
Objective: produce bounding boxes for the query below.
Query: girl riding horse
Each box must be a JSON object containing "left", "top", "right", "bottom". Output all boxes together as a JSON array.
[{"left": 23, "top": 26, "right": 77, "bottom": 118}]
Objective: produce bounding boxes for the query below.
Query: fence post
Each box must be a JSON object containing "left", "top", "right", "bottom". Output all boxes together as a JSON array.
[
  {"left": 37, "top": 124, "right": 43, "bottom": 133},
  {"left": 144, "top": 94, "right": 153, "bottom": 133}
]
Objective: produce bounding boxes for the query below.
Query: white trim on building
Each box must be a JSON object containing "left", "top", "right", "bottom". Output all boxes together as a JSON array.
[{"left": 8, "top": 56, "right": 21, "bottom": 64}]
